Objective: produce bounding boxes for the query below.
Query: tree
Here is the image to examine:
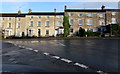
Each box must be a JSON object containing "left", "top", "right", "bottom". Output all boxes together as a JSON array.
[
  {"left": 79, "top": 27, "right": 85, "bottom": 37},
  {"left": 63, "top": 15, "right": 70, "bottom": 37}
]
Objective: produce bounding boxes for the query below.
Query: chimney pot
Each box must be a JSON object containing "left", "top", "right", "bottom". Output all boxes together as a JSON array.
[
  {"left": 64, "top": 5, "right": 67, "bottom": 10},
  {"left": 54, "top": 8, "right": 56, "bottom": 13},
  {"left": 29, "top": 9, "right": 32, "bottom": 13}
]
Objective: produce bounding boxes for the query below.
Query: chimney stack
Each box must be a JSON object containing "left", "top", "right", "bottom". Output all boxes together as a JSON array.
[
  {"left": 18, "top": 10, "right": 21, "bottom": 15},
  {"left": 64, "top": 5, "right": 67, "bottom": 10},
  {"left": 101, "top": 5, "right": 105, "bottom": 10},
  {"left": 54, "top": 8, "right": 56, "bottom": 13},
  {"left": 29, "top": 9, "right": 32, "bottom": 13}
]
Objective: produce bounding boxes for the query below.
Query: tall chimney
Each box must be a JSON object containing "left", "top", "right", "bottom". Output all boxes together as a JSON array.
[
  {"left": 64, "top": 5, "right": 67, "bottom": 10},
  {"left": 101, "top": 5, "right": 105, "bottom": 10},
  {"left": 54, "top": 8, "right": 56, "bottom": 13},
  {"left": 18, "top": 10, "right": 21, "bottom": 15},
  {"left": 29, "top": 9, "right": 32, "bottom": 13}
]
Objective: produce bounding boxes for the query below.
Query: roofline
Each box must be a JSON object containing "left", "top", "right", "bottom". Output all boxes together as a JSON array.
[{"left": 65, "top": 9, "right": 120, "bottom": 12}]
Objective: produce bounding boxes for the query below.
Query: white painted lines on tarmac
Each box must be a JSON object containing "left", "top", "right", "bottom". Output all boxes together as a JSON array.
[
  {"left": 43, "top": 52, "right": 50, "bottom": 56},
  {"left": 51, "top": 56, "right": 60, "bottom": 59},
  {"left": 11, "top": 43, "right": 107, "bottom": 74},
  {"left": 33, "top": 49, "right": 39, "bottom": 52},
  {"left": 60, "top": 58, "right": 72, "bottom": 63},
  {"left": 74, "top": 62, "right": 88, "bottom": 69}
]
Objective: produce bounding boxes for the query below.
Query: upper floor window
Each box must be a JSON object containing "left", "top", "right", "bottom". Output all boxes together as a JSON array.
[
  {"left": 99, "top": 20, "right": 105, "bottom": 25},
  {"left": 38, "top": 21, "right": 41, "bottom": 26},
  {"left": 87, "top": 19, "right": 92, "bottom": 25},
  {"left": 112, "top": 12, "right": 116, "bottom": 15},
  {"left": 70, "top": 19, "right": 74, "bottom": 25},
  {"left": 87, "top": 13, "right": 93, "bottom": 17},
  {"left": 17, "top": 23, "right": 20, "bottom": 28},
  {"left": 70, "top": 13, "right": 74, "bottom": 16},
  {"left": 46, "top": 21, "right": 50, "bottom": 26},
  {"left": 58, "top": 21, "right": 62, "bottom": 26},
  {"left": 79, "top": 14, "right": 83, "bottom": 17},
  {"left": 38, "top": 16, "right": 41, "bottom": 19},
  {"left": 30, "top": 16, "right": 34, "bottom": 19},
  {"left": 46, "top": 16, "right": 50, "bottom": 19},
  {"left": 79, "top": 19, "right": 82, "bottom": 25},
  {"left": 8, "top": 23, "right": 11, "bottom": 28},
  {"left": 17, "top": 18, "right": 20, "bottom": 21},
  {"left": 57, "top": 16, "right": 62, "bottom": 19},
  {"left": 30, "top": 21, "right": 33, "bottom": 27},
  {"left": 8, "top": 18, "right": 11, "bottom": 20},
  {"left": 99, "top": 14, "right": 104, "bottom": 17},
  {"left": 112, "top": 18, "right": 116, "bottom": 24},
  {"left": 2, "top": 18, "right": 4, "bottom": 20}
]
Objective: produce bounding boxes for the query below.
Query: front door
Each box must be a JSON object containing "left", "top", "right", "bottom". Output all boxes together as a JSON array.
[{"left": 38, "top": 29, "right": 41, "bottom": 37}]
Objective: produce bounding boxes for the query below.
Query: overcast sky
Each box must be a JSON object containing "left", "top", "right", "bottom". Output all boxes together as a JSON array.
[{"left": 0, "top": 1, "right": 119, "bottom": 13}]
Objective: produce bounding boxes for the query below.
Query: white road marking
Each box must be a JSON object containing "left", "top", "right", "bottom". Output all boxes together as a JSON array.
[
  {"left": 61, "top": 58, "right": 72, "bottom": 63},
  {"left": 74, "top": 63, "right": 88, "bottom": 69},
  {"left": 51, "top": 56, "right": 60, "bottom": 59},
  {"left": 43, "top": 52, "right": 50, "bottom": 56},
  {"left": 33, "top": 50, "right": 39, "bottom": 52},
  {"left": 26, "top": 47, "right": 33, "bottom": 50},
  {"left": 58, "top": 42, "right": 66, "bottom": 46}
]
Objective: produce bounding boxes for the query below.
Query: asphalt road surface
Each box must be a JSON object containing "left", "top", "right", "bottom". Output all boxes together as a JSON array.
[{"left": 2, "top": 38, "right": 119, "bottom": 73}]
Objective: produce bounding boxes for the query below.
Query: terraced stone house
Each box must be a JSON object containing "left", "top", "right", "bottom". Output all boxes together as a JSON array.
[{"left": 0, "top": 6, "right": 120, "bottom": 37}]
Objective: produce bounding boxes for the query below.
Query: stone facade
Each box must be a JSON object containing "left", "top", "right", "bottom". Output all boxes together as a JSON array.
[{"left": 0, "top": 6, "right": 120, "bottom": 37}]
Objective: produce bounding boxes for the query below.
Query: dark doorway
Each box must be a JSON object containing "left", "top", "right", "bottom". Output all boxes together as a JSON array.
[{"left": 38, "top": 29, "right": 41, "bottom": 37}]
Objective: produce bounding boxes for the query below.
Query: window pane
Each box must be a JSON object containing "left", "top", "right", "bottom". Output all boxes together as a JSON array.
[
  {"left": 46, "top": 21, "right": 50, "bottom": 26},
  {"left": 112, "top": 18, "right": 116, "bottom": 24},
  {"left": 70, "top": 19, "right": 74, "bottom": 25},
  {"left": 38, "top": 16, "right": 41, "bottom": 19},
  {"left": 87, "top": 19, "right": 92, "bottom": 25},
  {"left": 46, "top": 30, "right": 49, "bottom": 34},
  {"left": 46, "top": 16, "right": 50, "bottom": 19},
  {"left": 88, "top": 14, "right": 93, "bottom": 17},
  {"left": 79, "top": 14, "right": 83, "bottom": 17},
  {"left": 70, "top": 13, "right": 74, "bottom": 16},
  {"left": 79, "top": 19, "right": 82, "bottom": 25},
  {"left": 38, "top": 21, "right": 41, "bottom": 26},
  {"left": 58, "top": 21, "right": 62, "bottom": 26}
]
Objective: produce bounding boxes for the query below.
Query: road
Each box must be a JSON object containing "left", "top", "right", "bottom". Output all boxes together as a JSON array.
[{"left": 2, "top": 38, "right": 119, "bottom": 73}]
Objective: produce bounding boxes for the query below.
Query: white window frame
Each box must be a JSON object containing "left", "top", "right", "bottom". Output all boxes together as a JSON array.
[
  {"left": 87, "top": 19, "right": 92, "bottom": 25},
  {"left": 79, "top": 14, "right": 83, "bottom": 17},
  {"left": 69, "top": 13, "right": 74, "bottom": 16},
  {"left": 112, "top": 18, "right": 116, "bottom": 24},
  {"left": 30, "top": 21, "right": 33, "bottom": 27},
  {"left": 17, "top": 23, "right": 20, "bottom": 28},
  {"left": 38, "top": 21, "right": 41, "bottom": 26},
  {"left": 70, "top": 19, "right": 74, "bottom": 25},
  {"left": 112, "top": 12, "right": 116, "bottom": 15},
  {"left": 87, "top": 13, "right": 93, "bottom": 17},
  {"left": 79, "top": 19, "right": 82, "bottom": 25},
  {"left": 46, "top": 21, "right": 50, "bottom": 26}
]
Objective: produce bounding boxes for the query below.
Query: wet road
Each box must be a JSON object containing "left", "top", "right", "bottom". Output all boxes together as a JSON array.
[{"left": 2, "top": 38, "right": 119, "bottom": 73}]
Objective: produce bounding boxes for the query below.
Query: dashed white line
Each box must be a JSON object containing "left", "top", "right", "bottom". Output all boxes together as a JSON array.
[
  {"left": 74, "top": 62, "right": 88, "bottom": 69},
  {"left": 33, "top": 50, "right": 39, "bottom": 52},
  {"left": 51, "top": 56, "right": 60, "bottom": 59},
  {"left": 61, "top": 58, "right": 72, "bottom": 63},
  {"left": 26, "top": 47, "right": 33, "bottom": 50},
  {"left": 43, "top": 52, "right": 50, "bottom": 56}
]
